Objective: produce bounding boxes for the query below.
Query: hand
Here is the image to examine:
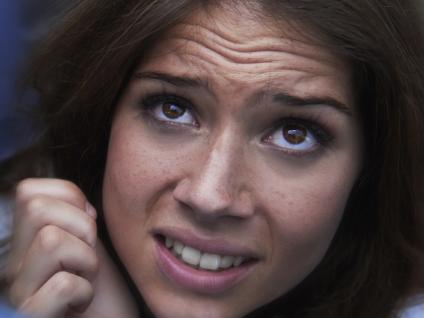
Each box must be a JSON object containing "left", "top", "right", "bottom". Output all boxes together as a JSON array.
[{"left": 6, "top": 178, "right": 138, "bottom": 318}]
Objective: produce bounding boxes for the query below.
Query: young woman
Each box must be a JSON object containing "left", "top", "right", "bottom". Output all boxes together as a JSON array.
[{"left": 1, "top": 1, "right": 424, "bottom": 317}]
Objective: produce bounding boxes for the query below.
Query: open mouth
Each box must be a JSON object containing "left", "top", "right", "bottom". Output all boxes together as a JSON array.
[
  {"left": 156, "top": 234, "right": 253, "bottom": 272},
  {"left": 154, "top": 232, "right": 259, "bottom": 294}
]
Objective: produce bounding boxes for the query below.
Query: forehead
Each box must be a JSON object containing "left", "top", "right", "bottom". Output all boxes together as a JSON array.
[{"left": 139, "top": 2, "right": 353, "bottom": 108}]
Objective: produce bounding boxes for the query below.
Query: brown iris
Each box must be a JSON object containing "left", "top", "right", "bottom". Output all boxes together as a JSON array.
[
  {"left": 283, "top": 124, "right": 308, "bottom": 144},
  {"left": 162, "top": 102, "right": 185, "bottom": 119}
]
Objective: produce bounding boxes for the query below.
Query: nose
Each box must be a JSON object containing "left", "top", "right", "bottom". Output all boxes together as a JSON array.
[{"left": 173, "top": 129, "right": 254, "bottom": 221}]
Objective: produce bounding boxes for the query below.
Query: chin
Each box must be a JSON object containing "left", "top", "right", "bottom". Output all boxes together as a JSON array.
[{"left": 142, "top": 291, "right": 253, "bottom": 318}]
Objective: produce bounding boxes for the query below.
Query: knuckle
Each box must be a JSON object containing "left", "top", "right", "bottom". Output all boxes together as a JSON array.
[
  {"left": 81, "top": 217, "right": 97, "bottom": 245},
  {"left": 50, "top": 271, "right": 78, "bottom": 297},
  {"left": 37, "top": 225, "right": 64, "bottom": 253},
  {"left": 15, "top": 178, "right": 36, "bottom": 200},
  {"left": 24, "top": 195, "right": 48, "bottom": 216},
  {"left": 61, "top": 180, "right": 86, "bottom": 200},
  {"left": 24, "top": 198, "right": 48, "bottom": 222}
]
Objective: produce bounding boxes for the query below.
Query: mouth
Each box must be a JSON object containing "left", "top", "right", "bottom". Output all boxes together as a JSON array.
[
  {"left": 153, "top": 231, "right": 258, "bottom": 294},
  {"left": 157, "top": 234, "right": 252, "bottom": 272}
]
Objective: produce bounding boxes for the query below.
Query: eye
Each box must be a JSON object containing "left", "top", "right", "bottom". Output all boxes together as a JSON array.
[
  {"left": 263, "top": 119, "right": 329, "bottom": 154},
  {"left": 142, "top": 95, "right": 197, "bottom": 126}
]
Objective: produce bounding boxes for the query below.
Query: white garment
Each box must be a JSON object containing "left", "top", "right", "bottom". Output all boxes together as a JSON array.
[
  {"left": 0, "top": 196, "right": 13, "bottom": 278},
  {"left": 398, "top": 294, "right": 424, "bottom": 318}
]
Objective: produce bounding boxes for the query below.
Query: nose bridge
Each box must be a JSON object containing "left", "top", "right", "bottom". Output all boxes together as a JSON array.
[
  {"left": 177, "top": 126, "right": 248, "bottom": 218},
  {"left": 196, "top": 127, "right": 239, "bottom": 204}
]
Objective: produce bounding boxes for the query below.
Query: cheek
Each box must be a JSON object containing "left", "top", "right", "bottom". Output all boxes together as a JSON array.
[
  {"left": 286, "top": 189, "right": 344, "bottom": 259},
  {"left": 103, "top": 118, "right": 195, "bottom": 219},
  {"left": 260, "top": 162, "right": 357, "bottom": 273},
  {"left": 101, "top": 113, "right": 199, "bottom": 283},
  {"left": 275, "top": 181, "right": 348, "bottom": 241},
  {"left": 101, "top": 118, "right": 160, "bottom": 263},
  {"left": 103, "top": 145, "right": 157, "bottom": 222}
]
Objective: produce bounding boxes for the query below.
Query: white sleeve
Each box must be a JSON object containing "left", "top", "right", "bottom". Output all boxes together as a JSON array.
[
  {"left": 398, "top": 295, "right": 424, "bottom": 318},
  {"left": 0, "top": 196, "right": 13, "bottom": 279}
]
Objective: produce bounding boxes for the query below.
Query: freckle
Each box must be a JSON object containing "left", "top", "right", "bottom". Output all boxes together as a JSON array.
[
  {"left": 217, "top": 186, "right": 231, "bottom": 201},
  {"left": 272, "top": 190, "right": 286, "bottom": 199},
  {"left": 286, "top": 200, "right": 295, "bottom": 209}
]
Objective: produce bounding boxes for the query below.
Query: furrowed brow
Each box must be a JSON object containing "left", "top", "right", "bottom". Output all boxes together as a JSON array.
[{"left": 133, "top": 71, "right": 212, "bottom": 91}]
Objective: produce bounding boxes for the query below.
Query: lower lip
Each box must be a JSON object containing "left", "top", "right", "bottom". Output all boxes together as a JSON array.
[{"left": 154, "top": 237, "right": 255, "bottom": 294}]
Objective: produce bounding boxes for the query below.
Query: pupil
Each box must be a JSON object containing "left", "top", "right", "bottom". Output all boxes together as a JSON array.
[
  {"left": 283, "top": 124, "right": 307, "bottom": 144},
  {"left": 163, "top": 102, "right": 185, "bottom": 119}
]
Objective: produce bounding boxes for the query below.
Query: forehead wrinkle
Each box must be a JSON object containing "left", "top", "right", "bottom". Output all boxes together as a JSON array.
[
  {"left": 170, "top": 36, "right": 339, "bottom": 82},
  {"left": 145, "top": 46, "right": 346, "bottom": 103},
  {"left": 139, "top": 59, "right": 348, "bottom": 112},
  {"left": 143, "top": 10, "right": 351, "bottom": 105},
  {"left": 174, "top": 47, "right": 340, "bottom": 88},
  {"left": 171, "top": 13, "right": 335, "bottom": 62},
  {"left": 169, "top": 24, "right": 336, "bottom": 67}
]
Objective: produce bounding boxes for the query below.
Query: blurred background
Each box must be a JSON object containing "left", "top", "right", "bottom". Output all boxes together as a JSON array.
[{"left": 0, "top": 0, "right": 72, "bottom": 161}]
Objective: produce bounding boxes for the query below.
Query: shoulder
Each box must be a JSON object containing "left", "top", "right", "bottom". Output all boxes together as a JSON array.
[{"left": 397, "top": 294, "right": 424, "bottom": 318}]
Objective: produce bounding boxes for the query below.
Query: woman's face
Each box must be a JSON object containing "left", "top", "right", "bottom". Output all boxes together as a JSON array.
[{"left": 103, "top": 4, "right": 363, "bottom": 318}]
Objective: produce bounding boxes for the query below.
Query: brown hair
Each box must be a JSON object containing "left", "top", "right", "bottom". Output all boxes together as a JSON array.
[{"left": 1, "top": 1, "right": 424, "bottom": 317}]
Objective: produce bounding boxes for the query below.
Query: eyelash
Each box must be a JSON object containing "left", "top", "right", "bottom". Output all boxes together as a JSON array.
[
  {"left": 139, "top": 93, "right": 334, "bottom": 154},
  {"left": 140, "top": 94, "right": 199, "bottom": 127},
  {"left": 264, "top": 115, "right": 334, "bottom": 150}
]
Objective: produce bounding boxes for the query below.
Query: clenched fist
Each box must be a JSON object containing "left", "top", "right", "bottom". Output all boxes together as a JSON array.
[{"left": 6, "top": 178, "right": 138, "bottom": 318}]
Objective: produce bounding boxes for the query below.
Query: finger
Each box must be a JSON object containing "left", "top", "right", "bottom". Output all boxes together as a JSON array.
[
  {"left": 9, "top": 225, "right": 98, "bottom": 306},
  {"left": 8, "top": 196, "right": 97, "bottom": 276},
  {"left": 14, "top": 178, "right": 93, "bottom": 214},
  {"left": 19, "top": 271, "right": 94, "bottom": 318},
  {"left": 15, "top": 195, "right": 97, "bottom": 252},
  {"left": 10, "top": 178, "right": 97, "bottom": 275}
]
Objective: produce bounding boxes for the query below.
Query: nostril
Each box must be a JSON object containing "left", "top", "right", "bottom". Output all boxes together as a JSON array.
[
  {"left": 175, "top": 179, "right": 232, "bottom": 212},
  {"left": 173, "top": 170, "right": 253, "bottom": 219}
]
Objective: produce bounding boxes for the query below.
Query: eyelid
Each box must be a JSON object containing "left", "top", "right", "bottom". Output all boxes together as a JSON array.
[
  {"left": 142, "top": 93, "right": 193, "bottom": 111},
  {"left": 140, "top": 93, "right": 199, "bottom": 127},
  {"left": 279, "top": 117, "right": 333, "bottom": 143},
  {"left": 262, "top": 117, "right": 333, "bottom": 155}
]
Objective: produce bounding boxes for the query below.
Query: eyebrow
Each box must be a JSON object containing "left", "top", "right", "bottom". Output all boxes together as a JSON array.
[
  {"left": 134, "top": 71, "right": 352, "bottom": 116},
  {"left": 272, "top": 92, "right": 353, "bottom": 117},
  {"left": 134, "top": 71, "right": 212, "bottom": 91}
]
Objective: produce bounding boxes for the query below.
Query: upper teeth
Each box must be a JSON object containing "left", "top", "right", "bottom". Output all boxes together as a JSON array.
[{"left": 165, "top": 236, "right": 246, "bottom": 271}]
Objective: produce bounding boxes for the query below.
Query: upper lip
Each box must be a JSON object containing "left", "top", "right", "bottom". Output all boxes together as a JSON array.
[{"left": 152, "top": 226, "right": 262, "bottom": 260}]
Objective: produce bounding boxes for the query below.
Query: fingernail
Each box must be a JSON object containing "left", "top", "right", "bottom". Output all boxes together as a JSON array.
[{"left": 85, "top": 201, "right": 97, "bottom": 219}]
